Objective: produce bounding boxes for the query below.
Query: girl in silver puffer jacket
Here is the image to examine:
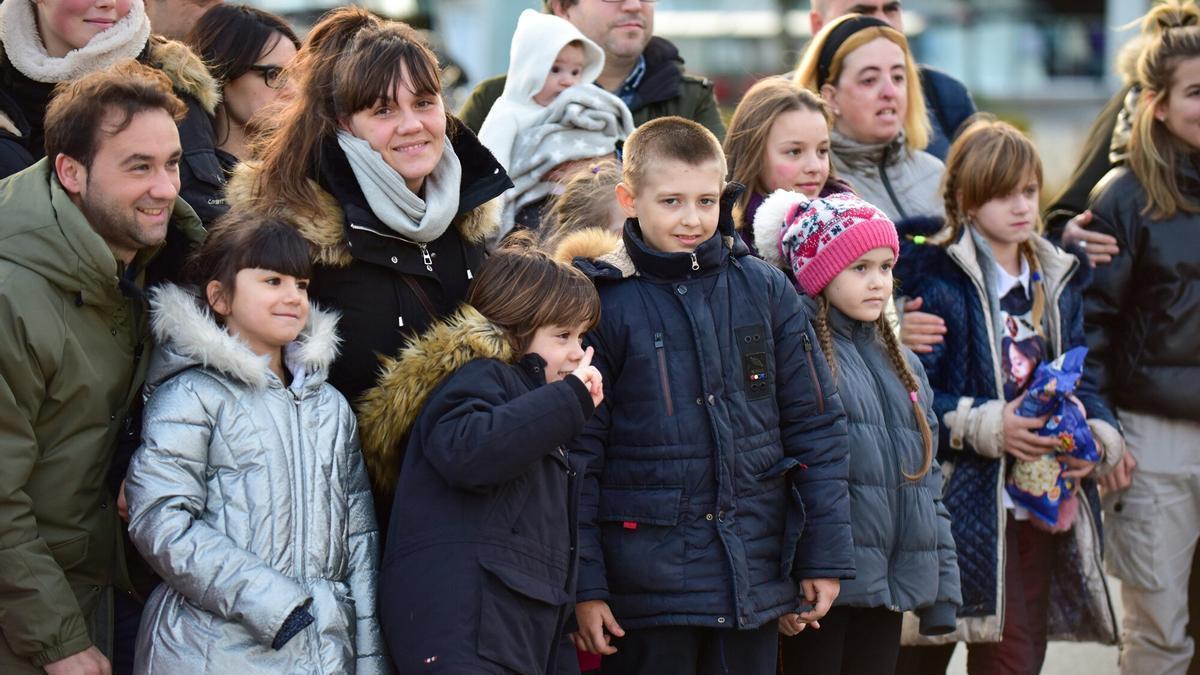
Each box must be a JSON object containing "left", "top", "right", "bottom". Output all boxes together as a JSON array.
[{"left": 125, "top": 217, "right": 384, "bottom": 674}]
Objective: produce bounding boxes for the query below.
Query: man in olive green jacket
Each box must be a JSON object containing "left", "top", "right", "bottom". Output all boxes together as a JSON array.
[
  {"left": 0, "top": 63, "right": 203, "bottom": 674},
  {"left": 459, "top": 0, "right": 725, "bottom": 140}
]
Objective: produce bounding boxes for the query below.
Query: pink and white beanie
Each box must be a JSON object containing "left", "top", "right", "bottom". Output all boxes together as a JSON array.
[{"left": 753, "top": 189, "right": 899, "bottom": 296}]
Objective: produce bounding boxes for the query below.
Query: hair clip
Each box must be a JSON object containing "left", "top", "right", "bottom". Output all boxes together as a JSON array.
[
  {"left": 591, "top": 165, "right": 602, "bottom": 174},
  {"left": 912, "top": 235, "right": 927, "bottom": 245},
  {"left": 1031, "top": 271, "right": 1042, "bottom": 282},
  {"left": 909, "top": 391, "right": 919, "bottom": 403}
]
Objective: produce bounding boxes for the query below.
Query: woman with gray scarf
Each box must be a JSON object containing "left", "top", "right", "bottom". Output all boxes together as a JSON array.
[{"left": 224, "top": 7, "right": 510, "bottom": 520}]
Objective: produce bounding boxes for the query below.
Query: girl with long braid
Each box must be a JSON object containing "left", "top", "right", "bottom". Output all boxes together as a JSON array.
[
  {"left": 752, "top": 190, "right": 960, "bottom": 675},
  {"left": 892, "top": 118, "right": 1125, "bottom": 674}
]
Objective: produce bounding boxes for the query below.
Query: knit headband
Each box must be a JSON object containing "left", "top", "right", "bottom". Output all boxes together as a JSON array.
[{"left": 816, "top": 15, "right": 891, "bottom": 88}]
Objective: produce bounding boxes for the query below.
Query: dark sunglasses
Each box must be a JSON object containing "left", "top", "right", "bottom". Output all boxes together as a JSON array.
[{"left": 246, "top": 64, "right": 286, "bottom": 89}]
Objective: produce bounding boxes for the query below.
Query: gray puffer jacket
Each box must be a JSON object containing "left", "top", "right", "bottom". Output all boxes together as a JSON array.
[
  {"left": 830, "top": 129, "right": 945, "bottom": 222},
  {"left": 125, "top": 284, "right": 384, "bottom": 674},
  {"left": 808, "top": 297, "right": 961, "bottom": 634}
]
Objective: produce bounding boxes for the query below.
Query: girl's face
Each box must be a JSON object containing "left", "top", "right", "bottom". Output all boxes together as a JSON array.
[
  {"left": 822, "top": 37, "right": 908, "bottom": 146},
  {"left": 208, "top": 268, "right": 310, "bottom": 358},
  {"left": 823, "top": 246, "right": 895, "bottom": 322},
  {"left": 36, "top": 0, "right": 131, "bottom": 57},
  {"left": 525, "top": 323, "right": 588, "bottom": 384},
  {"left": 342, "top": 69, "right": 447, "bottom": 194},
  {"left": 969, "top": 173, "right": 1039, "bottom": 251},
  {"left": 1156, "top": 56, "right": 1200, "bottom": 151},
  {"left": 222, "top": 33, "right": 298, "bottom": 133},
  {"left": 760, "top": 108, "right": 831, "bottom": 199}
]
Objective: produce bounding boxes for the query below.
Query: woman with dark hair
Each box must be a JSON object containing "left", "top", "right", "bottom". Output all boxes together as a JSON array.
[
  {"left": 225, "top": 7, "right": 511, "bottom": 516},
  {"left": 184, "top": 4, "right": 298, "bottom": 170}
]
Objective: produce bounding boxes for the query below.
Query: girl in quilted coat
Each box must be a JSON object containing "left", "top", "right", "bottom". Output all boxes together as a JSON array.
[
  {"left": 893, "top": 119, "right": 1125, "bottom": 675},
  {"left": 125, "top": 214, "right": 384, "bottom": 674},
  {"left": 752, "top": 190, "right": 961, "bottom": 675}
]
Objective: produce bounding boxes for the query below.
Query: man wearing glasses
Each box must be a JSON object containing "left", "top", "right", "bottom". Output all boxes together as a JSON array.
[{"left": 459, "top": 0, "right": 725, "bottom": 140}]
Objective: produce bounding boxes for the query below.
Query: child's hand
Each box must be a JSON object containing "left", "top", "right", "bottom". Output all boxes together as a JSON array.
[
  {"left": 798, "top": 578, "right": 840, "bottom": 624},
  {"left": 1099, "top": 447, "right": 1138, "bottom": 493},
  {"left": 1002, "top": 393, "right": 1060, "bottom": 462},
  {"left": 573, "top": 600, "right": 624, "bottom": 655},
  {"left": 570, "top": 346, "right": 605, "bottom": 408},
  {"left": 1060, "top": 454, "right": 1097, "bottom": 481},
  {"left": 778, "top": 613, "right": 811, "bottom": 636},
  {"left": 899, "top": 297, "right": 946, "bottom": 354}
]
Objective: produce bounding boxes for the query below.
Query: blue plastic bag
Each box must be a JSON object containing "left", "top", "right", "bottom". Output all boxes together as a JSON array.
[{"left": 1006, "top": 346, "right": 1099, "bottom": 526}]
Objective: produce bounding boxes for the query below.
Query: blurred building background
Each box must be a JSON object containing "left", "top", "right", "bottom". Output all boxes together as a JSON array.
[{"left": 246, "top": 0, "right": 1153, "bottom": 193}]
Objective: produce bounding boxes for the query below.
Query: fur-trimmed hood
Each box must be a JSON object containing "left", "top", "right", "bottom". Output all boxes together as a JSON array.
[
  {"left": 356, "top": 304, "right": 514, "bottom": 493},
  {"left": 147, "top": 35, "right": 219, "bottom": 116},
  {"left": 147, "top": 283, "right": 341, "bottom": 392},
  {"left": 224, "top": 150, "right": 504, "bottom": 269}
]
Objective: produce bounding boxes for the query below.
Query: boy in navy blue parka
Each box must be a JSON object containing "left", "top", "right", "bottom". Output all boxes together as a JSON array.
[{"left": 562, "top": 117, "right": 854, "bottom": 674}]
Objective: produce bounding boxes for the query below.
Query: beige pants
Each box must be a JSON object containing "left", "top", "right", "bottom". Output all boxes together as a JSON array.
[{"left": 1104, "top": 409, "right": 1200, "bottom": 675}]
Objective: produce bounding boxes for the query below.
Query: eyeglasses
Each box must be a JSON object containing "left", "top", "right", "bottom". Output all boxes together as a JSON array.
[{"left": 247, "top": 65, "right": 286, "bottom": 89}]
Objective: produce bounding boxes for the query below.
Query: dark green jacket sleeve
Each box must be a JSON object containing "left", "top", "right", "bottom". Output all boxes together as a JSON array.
[{"left": 457, "top": 75, "right": 507, "bottom": 134}]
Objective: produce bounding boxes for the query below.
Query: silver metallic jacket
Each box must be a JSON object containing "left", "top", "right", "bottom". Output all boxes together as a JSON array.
[{"left": 125, "top": 284, "right": 384, "bottom": 673}]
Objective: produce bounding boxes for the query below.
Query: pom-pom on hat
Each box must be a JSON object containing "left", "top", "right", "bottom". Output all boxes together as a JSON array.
[{"left": 754, "top": 189, "right": 899, "bottom": 296}]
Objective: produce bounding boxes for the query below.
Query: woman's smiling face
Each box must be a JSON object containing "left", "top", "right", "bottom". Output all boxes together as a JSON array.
[{"left": 36, "top": 0, "right": 132, "bottom": 57}]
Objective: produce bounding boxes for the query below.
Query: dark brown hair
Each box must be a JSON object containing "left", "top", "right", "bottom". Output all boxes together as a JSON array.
[
  {"left": 44, "top": 60, "right": 186, "bottom": 168},
  {"left": 466, "top": 234, "right": 600, "bottom": 354},
  {"left": 813, "top": 295, "right": 935, "bottom": 480},
  {"left": 187, "top": 211, "right": 313, "bottom": 311},
  {"left": 622, "top": 116, "right": 727, "bottom": 193},
  {"left": 248, "top": 8, "right": 443, "bottom": 216}
]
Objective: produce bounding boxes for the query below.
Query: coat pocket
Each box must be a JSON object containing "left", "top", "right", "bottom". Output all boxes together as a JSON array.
[
  {"left": 48, "top": 532, "right": 90, "bottom": 571},
  {"left": 758, "top": 459, "right": 808, "bottom": 580},
  {"left": 477, "top": 558, "right": 569, "bottom": 674},
  {"left": 598, "top": 486, "right": 686, "bottom": 595},
  {"left": 1103, "top": 493, "right": 1163, "bottom": 591}
]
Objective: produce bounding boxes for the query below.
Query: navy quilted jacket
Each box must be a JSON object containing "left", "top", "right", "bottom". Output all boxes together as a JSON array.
[
  {"left": 570, "top": 212, "right": 853, "bottom": 631},
  {"left": 895, "top": 227, "right": 1119, "bottom": 644}
]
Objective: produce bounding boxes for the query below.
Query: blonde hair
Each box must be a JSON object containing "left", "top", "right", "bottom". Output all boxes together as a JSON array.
[
  {"left": 939, "top": 117, "right": 1048, "bottom": 337},
  {"left": 622, "top": 116, "right": 727, "bottom": 193},
  {"left": 541, "top": 160, "right": 623, "bottom": 251},
  {"left": 793, "top": 14, "right": 930, "bottom": 152},
  {"left": 813, "top": 295, "right": 934, "bottom": 480},
  {"left": 1129, "top": 0, "right": 1200, "bottom": 218},
  {"left": 724, "top": 78, "right": 833, "bottom": 228}
]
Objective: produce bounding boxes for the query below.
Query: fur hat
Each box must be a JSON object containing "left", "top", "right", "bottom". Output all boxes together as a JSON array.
[{"left": 754, "top": 189, "right": 898, "bottom": 295}]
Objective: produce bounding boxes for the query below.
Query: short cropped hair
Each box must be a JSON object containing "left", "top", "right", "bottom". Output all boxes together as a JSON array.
[
  {"left": 622, "top": 116, "right": 727, "bottom": 193},
  {"left": 44, "top": 60, "right": 186, "bottom": 169}
]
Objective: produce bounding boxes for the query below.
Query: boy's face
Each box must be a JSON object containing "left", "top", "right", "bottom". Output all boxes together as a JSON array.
[
  {"left": 616, "top": 158, "right": 724, "bottom": 254},
  {"left": 534, "top": 43, "right": 587, "bottom": 106},
  {"left": 525, "top": 323, "right": 589, "bottom": 383}
]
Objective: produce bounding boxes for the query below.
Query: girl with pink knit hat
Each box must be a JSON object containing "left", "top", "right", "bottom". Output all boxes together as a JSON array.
[{"left": 753, "top": 190, "right": 961, "bottom": 675}]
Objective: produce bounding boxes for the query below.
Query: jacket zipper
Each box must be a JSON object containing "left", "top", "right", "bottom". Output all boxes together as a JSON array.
[
  {"left": 419, "top": 243, "right": 433, "bottom": 271},
  {"left": 878, "top": 145, "right": 910, "bottom": 220},
  {"left": 690, "top": 252, "right": 699, "bottom": 271},
  {"left": 348, "top": 222, "right": 435, "bottom": 271},
  {"left": 654, "top": 332, "right": 674, "bottom": 417},
  {"left": 802, "top": 333, "right": 826, "bottom": 414}
]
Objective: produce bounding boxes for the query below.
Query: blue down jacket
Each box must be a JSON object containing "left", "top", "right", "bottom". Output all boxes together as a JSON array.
[
  {"left": 566, "top": 207, "right": 853, "bottom": 632},
  {"left": 803, "top": 297, "right": 961, "bottom": 635},
  {"left": 895, "top": 227, "right": 1121, "bottom": 645},
  {"left": 360, "top": 306, "right": 592, "bottom": 674}
]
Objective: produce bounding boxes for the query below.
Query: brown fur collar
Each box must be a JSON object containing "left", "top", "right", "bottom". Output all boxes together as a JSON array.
[
  {"left": 147, "top": 36, "right": 219, "bottom": 116},
  {"left": 224, "top": 160, "right": 502, "bottom": 268},
  {"left": 551, "top": 227, "right": 635, "bottom": 277},
  {"left": 356, "top": 305, "right": 514, "bottom": 493}
]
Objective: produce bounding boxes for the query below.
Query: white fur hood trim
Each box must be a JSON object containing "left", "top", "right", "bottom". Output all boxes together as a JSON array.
[
  {"left": 753, "top": 188, "right": 812, "bottom": 272},
  {"left": 148, "top": 283, "right": 341, "bottom": 390}
]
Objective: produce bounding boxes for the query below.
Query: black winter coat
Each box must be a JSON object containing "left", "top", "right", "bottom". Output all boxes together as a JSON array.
[
  {"left": 364, "top": 307, "right": 592, "bottom": 674},
  {"left": 565, "top": 211, "right": 853, "bottom": 632},
  {"left": 1086, "top": 164, "right": 1200, "bottom": 423}
]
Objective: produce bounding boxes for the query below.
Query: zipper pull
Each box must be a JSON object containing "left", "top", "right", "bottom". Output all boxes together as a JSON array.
[
  {"left": 802, "top": 333, "right": 813, "bottom": 352},
  {"left": 419, "top": 243, "right": 433, "bottom": 271},
  {"left": 654, "top": 332, "right": 664, "bottom": 349},
  {"left": 690, "top": 252, "right": 700, "bottom": 271}
]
